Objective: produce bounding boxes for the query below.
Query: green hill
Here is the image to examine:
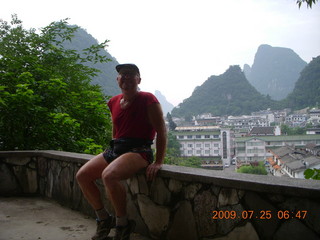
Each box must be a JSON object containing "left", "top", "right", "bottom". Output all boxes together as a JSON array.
[
  {"left": 284, "top": 56, "right": 320, "bottom": 110},
  {"left": 171, "top": 65, "right": 278, "bottom": 117},
  {"left": 62, "top": 27, "right": 121, "bottom": 97}
]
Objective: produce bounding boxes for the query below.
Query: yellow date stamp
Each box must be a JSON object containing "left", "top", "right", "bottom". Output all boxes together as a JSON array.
[{"left": 212, "top": 210, "right": 308, "bottom": 220}]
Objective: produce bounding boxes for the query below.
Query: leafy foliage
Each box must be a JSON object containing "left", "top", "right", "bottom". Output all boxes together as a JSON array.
[
  {"left": 165, "top": 131, "right": 181, "bottom": 157},
  {"left": 304, "top": 168, "right": 320, "bottom": 180},
  {"left": 165, "top": 156, "right": 202, "bottom": 168},
  {"left": 284, "top": 56, "right": 320, "bottom": 110},
  {"left": 297, "top": 0, "right": 319, "bottom": 8},
  {"left": 0, "top": 15, "right": 112, "bottom": 153},
  {"left": 237, "top": 162, "right": 268, "bottom": 175},
  {"left": 166, "top": 113, "right": 177, "bottom": 131}
]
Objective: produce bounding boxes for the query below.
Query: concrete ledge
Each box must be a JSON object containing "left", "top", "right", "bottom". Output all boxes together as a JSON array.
[
  {"left": 1, "top": 150, "right": 319, "bottom": 199},
  {"left": 1, "top": 150, "right": 320, "bottom": 239}
]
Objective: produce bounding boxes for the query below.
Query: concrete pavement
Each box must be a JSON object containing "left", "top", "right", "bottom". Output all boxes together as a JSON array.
[{"left": 0, "top": 197, "right": 150, "bottom": 240}]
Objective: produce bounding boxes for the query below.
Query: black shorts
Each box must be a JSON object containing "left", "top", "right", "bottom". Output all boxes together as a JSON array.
[{"left": 102, "top": 138, "right": 154, "bottom": 164}]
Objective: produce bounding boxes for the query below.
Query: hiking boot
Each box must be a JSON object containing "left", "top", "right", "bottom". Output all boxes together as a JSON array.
[
  {"left": 113, "top": 220, "right": 136, "bottom": 240},
  {"left": 92, "top": 216, "right": 115, "bottom": 240}
]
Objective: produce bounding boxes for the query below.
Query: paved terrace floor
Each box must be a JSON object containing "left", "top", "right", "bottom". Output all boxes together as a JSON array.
[{"left": 0, "top": 197, "right": 151, "bottom": 240}]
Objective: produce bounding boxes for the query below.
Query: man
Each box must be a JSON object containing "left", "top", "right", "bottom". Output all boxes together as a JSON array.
[{"left": 76, "top": 63, "right": 167, "bottom": 240}]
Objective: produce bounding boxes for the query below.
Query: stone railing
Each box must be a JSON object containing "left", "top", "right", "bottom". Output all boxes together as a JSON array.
[{"left": 1, "top": 150, "right": 320, "bottom": 240}]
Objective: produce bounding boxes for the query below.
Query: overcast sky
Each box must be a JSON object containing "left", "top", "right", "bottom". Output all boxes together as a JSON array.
[{"left": 1, "top": 0, "right": 320, "bottom": 106}]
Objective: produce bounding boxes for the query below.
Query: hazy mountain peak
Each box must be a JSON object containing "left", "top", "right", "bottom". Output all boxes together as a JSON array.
[
  {"left": 154, "top": 90, "right": 174, "bottom": 115},
  {"left": 245, "top": 44, "right": 307, "bottom": 100}
]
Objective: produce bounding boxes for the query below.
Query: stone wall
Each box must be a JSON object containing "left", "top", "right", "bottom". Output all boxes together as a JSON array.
[{"left": 1, "top": 150, "right": 320, "bottom": 240}]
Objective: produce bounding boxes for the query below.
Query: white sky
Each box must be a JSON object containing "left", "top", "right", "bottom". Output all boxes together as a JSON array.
[{"left": 1, "top": 0, "right": 320, "bottom": 106}]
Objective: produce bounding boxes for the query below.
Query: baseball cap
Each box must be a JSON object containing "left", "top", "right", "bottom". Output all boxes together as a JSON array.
[{"left": 116, "top": 64, "right": 140, "bottom": 75}]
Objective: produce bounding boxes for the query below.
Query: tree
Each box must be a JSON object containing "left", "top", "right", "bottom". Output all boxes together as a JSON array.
[
  {"left": 166, "top": 112, "right": 177, "bottom": 131},
  {"left": 166, "top": 131, "right": 181, "bottom": 157},
  {"left": 297, "top": 0, "right": 318, "bottom": 8},
  {"left": 0, "top": 15, "right": 112, "bottom": 153}
]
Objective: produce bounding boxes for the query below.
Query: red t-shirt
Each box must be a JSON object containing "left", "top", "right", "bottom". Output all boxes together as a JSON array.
[{"left": 108, "top": 91, "right": 159, "bottom": 140}]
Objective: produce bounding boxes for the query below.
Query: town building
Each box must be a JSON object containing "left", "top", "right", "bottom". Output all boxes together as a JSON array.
[
  {"left": 223, "top": 115, "right": 269, "bottom": 129},
  {"left": 249, "top": 126, "right": 281, "bottom": 136},
  {"left": 174, "top": 126, "right": 232, "bottom": 169},
  {"left": 267, "top": 146, "right": 320, "bottom": 178},
  {"left": 285, "top": 114, "right": 308, "bottom": 127},
  {"left": 234, "top": 134, "right": 320, "bottom": 163}
]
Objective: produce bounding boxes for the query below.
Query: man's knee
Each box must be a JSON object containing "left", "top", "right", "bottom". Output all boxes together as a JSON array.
[
  {"left": 101, "top": 168, "right": 116, "bottom": 185},
  {"left": 76, "top": 167, "right": 86, "bottom": 184}
]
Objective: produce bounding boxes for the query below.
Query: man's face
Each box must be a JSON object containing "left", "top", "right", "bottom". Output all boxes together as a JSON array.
[{"left": 117, "top": 70, "right": 141, "bottom": 91}]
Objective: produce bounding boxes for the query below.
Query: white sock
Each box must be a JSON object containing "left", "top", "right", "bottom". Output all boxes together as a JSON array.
[
  {"left": 95, "top": 208, "right": 109, "bottom": 221},
  {"left": 116, "top": 216, "right": 128, "bottom": 227}
]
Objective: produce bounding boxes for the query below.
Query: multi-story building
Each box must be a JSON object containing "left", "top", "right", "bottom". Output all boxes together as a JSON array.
[
  {"left": 267, "top": 146, "right": 320, "bottom": 179},
  {"left": 235, "top": 135, "right": 320, "bottom": 163},
  {"left": 174, "top": 126, "right": 232, "bottom": 168},
  {"left": 223, "top": 115, "right": 269, "bottom": 129},
  {"left": 285, "top": 114, "right": 308, "bottom": 127},
  {"left": 308, "top": 108, "right": 320, "bottom": 126}
]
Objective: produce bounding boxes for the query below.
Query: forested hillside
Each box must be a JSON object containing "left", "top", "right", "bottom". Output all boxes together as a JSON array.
[
  {"left": 171, "top": 56, "right": 319, "bottom": 118},
  {"left": 171, "top": 66, "right": 279, "bottom": 117},
  {"left": 284, "top": 56, "right": 320, "bottom": 110},
  {"left": 62, "top": 27, "right": 121, "bottom": 97}
]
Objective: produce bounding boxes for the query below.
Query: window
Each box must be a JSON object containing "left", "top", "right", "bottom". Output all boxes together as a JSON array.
[
  {"left": 205, "top": 150, "right": 210, "bottom": 154},
  {"left": 187, "top": 135, "right": 192, "bottom": 139},
  {"left": 196, "top": 150, "right": 201, "bottom": 154},
  {"left": 196, "top": 143, "right": 202, "bottom": 148},
  {"left": 188, "top": 144, "right": 193, "bottom": 148},
  {"left": 214, "top": 135, "right": 219, "bottom": 138},
  {"left": 205, "top": 135, "right": 210, "bottom": 138},
  {"left": 214, "top": 143, "right": 219, "bottom": 147},
  {"left": 204, "top": 143, "right": 210, "bottom": 148},
  {"left": 178, "top": 135, "right": 184, "bottom": 139},
  {"left": 196, "top": 135, "right": 202, "bottom": 139},
  {"left": 223, "top": 132, "right": 227, "bottom": 158}
]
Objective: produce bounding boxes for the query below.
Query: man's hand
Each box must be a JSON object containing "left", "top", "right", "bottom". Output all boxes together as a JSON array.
[{"left": 146, "top": 162, "right": 162, "bottom": 181}]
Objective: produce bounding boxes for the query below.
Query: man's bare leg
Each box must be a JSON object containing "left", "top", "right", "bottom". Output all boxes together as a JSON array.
[
  {"left": 76, "top": 153, "right": 108, "bottom": 210},
  {"left": 102, "top": 152, "right": 148, "bottom": 218}
]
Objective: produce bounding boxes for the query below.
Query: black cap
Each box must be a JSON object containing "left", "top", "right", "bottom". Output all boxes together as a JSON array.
[{"left": 116, "top": 64, "right": 140, "bottom": 75}]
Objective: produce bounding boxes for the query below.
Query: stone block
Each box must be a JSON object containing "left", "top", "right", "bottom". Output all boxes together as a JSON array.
[
  {"left": 137, "top": 194, "right": 170, "bottom": 239},
  {"left": 194, "top": 189, "right": 218, "bottom": 237},
  {"left": 37, "top": 157, "right": 48, "bottom": 177},
  {"left": 216, "top": 204, "right": 244, "bottom": 235},
  {"left": 3, "top": 157, "right": 30, "bottom": 165},
  {"left": 137, "top": 174, "right": 149, "bottom": 195},
  {"left": 150, "top": 177, "right": 171, "bottom": 205},
  {"left": 273, "top": 219, "right": 320, "bottom": 240},
  {"left": 0, "top": 163, "right": 21, "bottom": 195},
  {"left": 184, "top": 183, "right": 201, "bottom": 200},
  {"left": 168, "top": 179, "right": 183, "bottom": 193},
  {"left": 129, "top": 176, "right": 139, "bottom": 195},
  {"left": 213, "top": 222, "right": 259, "bottom": 240},
  {"left": 279, "top": 197, "right": 320, "bottom": 234},
  {"left": 126, "top": 193, "right": 149, "bottom": 236},
  {"left": 13, "top": 165, "right": 37, "bottom": 194},
  {"left": 243, "top": 191, "right": 280, "bottom": 240},
  {"left": 167, "top": 200, "right": 198, "bottom": 240},
  {"left": 218, "top": 188, "right": 239, "bottom": 207}
]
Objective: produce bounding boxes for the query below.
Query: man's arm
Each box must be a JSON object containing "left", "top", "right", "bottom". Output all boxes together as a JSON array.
[{"left": 146, "top": 103, "right": 167, "bottom": 181}]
